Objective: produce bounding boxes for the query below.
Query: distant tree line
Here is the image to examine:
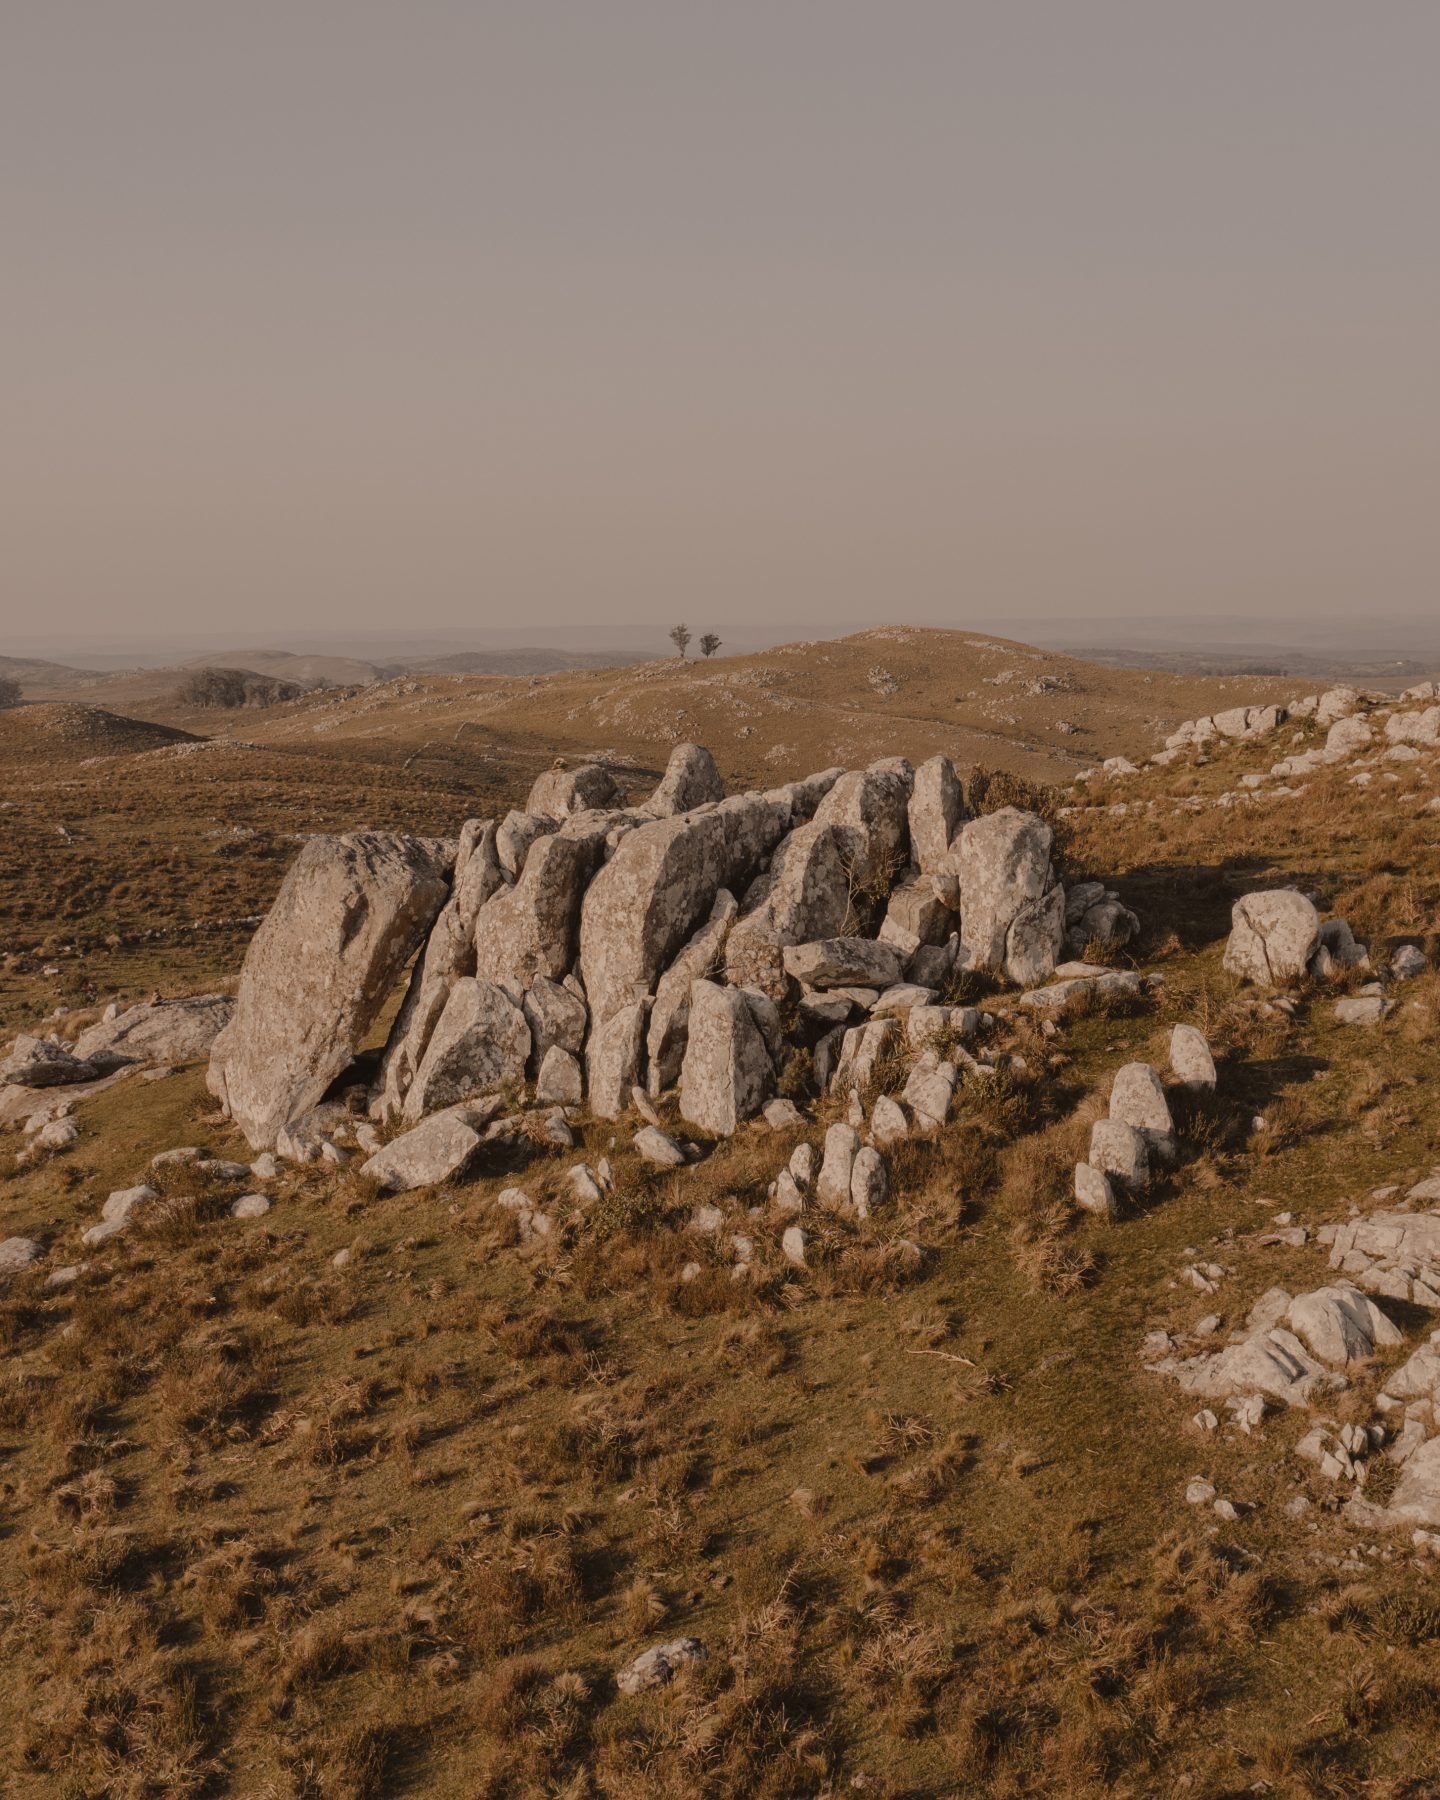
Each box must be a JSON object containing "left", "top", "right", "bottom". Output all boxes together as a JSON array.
[
  {"left": 178, "top": 667, "right": 305, "bottom": 709},
  {"left": 668, "top": 625, "right": 722, "bottom": 660}
]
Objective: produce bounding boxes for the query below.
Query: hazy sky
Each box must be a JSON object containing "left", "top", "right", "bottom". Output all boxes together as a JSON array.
[{"left": 4, "top": 1, "right": 1437, "bottom": 643}]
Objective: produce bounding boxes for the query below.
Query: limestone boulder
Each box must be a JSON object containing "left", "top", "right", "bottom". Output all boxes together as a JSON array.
[
  {"left": 1109, "top": 1062, "right": 1177, "bottom": 1164},
  {"left": 908, "top": 755, "right": 965, "bottom": 874},
  {"left": 523, "top": 976, "right": 589, "bottom": 1066},
  {"left": 1169, "top": 1024, "right": 1216, "bottom": 1092},
  {"left": 360, "top": 1104, "right": 489, "bottom": 1193},
  {"left": 956, "top": 808, "right": 1064, "bottom": 987},
  {"left": 535, "top": 1045, "right": 584, "bottom": 1106},
  {"left": 782, "top": 938, "right": 906, "bottom": 991},
  {"left": 496, "top": 810, "right": 558, "bottom": 878},
  {"left": 208, "top": 832, "right": 452, "bottom": 1149},
  {"left": 373, "top": 819, "right": 506, "bottom": 1120},
  {"left": 1089, "top": 1118, "right": 1149, "bottom": 1190},
  {"left": 73, "top": 994, "right": 234, "bottom": 1067},
  {"left": 816, "top": 1123, "right": 859, "bottom": 1210},
  {"left": 473, "top": 814, "right": 612, "bottom": 990},
  {"left": 850, "top": 1146, "right": 888, "bottom": 1218},
  {"left": 526, "top": 761, "right": 622, "bottom": 817},
  {"left": 587, "top": 999, "right": 650, "bottom": 1119},
  {"left": 642, "top": 743, "right": 724, "bottom": 816},
  {"left": 679, "top": 980, "right": 775, "bottom": 1136},
  {"left": 812, "top": 758, "right": 914, "bottom": 892},
  {"left": 1285, "top": 1284, "right": 1402, "bottom": 1366},
  {"left": 1325, "top": 714, "right": 1373, "bottom": 757},
  {"left": 878, "top": 877, "right": 958, "bottom": 955},
  {"left": 723, "top": 821, "right": 855, "bottom": 997},
  {"left": 1222, "top": 890, "right": 1321, "bottom": 986},
  {"left": 0, "top": 1035, "right": 112, "bottom": 1088},
  {"left": 646, "top": 891, "right": 738, "bottom": 1096},
  {"left": 402, "top": 979, "right": 530, "bottom": 1122}
]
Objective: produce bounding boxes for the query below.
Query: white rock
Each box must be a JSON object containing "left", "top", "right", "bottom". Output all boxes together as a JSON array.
[
  {"left": 781, "top": 1224, "right": 808, "bottom": 1267},
  {"left": 678, "top": 981, "right": 774, "bottom": 1136},
  {"left": 1223, "top": 889, "right": 1321, "bottom": 986},
  {"left": 1169, "top": 1024, "right": 1216, "bottom": 1092},
  {"left": 870, "top": 1094, "right": 910, "bottom": 1147},
  {"left": 615, "top": 1637, "right": 707, "bottom": 1695},
  {"left": 403, "top": 979, "right": 530, "bottom": 1123},
  {"left": 208, "top": 832, "right": 452, "bottom": 1148},
  {"left": 0, "top": 1236, "right": 45, "bottom": 1274},
  {"left": 817, "top": 1123, "right": 860, "bottom": 1210},
  {"left": 633, "top": 1125, "right": 686, "bottom": 1168},
  {"left": 359, "top": 1106, "right": 488, "bottom": 1193},
  {"left": 536, "top": 1045, "right": 584, "bottom": 1106},
  {"left": 850, "top": 1146, "right": 888, "bottom": 1218},
  {"left": 231, "top": 1194, "right": 271, "bottom": 1219},
  {"left": 955, "top": 807, "right": 1065, "bottom": 987},
  {"left": 102, "top": 1184, "right": 158, "bottom": 1224},
  {"left": 1074, "top": 1163, "right": 1117, "bottom": 1218},
  {"left": 1088, "top": 1119, "right": 1149, "bottom": 1190}
]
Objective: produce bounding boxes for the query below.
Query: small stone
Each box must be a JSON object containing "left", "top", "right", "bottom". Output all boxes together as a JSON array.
[
  {"left": 0, "top": 1236, "right": 45, "bottom": 1274},
  {"left": 870, "top": 1094, "right": 909, "bottom": 1148},
  {"left": 1185, "top": 1478, "right": 1216, "bottom": 1505},
  {"left": 331, "top": 1247, "right": 352, "bottom": 1268},
  {"left": 781, "top": 1224, "right": 807, "bottom": 1268},
  {"left": 1074, "top": 1162, "right": 1117, "bottom": 1218},
  {"left": 849, "top": 1146, "right": 888, "bottom": 1219},
  {"left": 634, "top": 1126, "right": 686, "bottom": 1168},
  {"left": 615, "top": 1637, "right": 707, "bottom": 1695},
  {"left": 231, "top": 1194, "right": 271, "bottom": 1219},
  {"left": 762, "top": 1097, "right": 803, "bottom": 1130},
  {"left": 250, "top": 1152, "right": 281, "bottom": 1180}
]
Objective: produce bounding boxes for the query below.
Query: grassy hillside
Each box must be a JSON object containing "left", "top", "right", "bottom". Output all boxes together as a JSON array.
[{"left": 2, "top": 644, "right": 1438, "bottom": 1796}]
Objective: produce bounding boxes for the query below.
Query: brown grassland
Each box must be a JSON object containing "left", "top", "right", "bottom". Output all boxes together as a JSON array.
[{"left": 1, "top": 630, "right": 1439, "bottom": 1797}]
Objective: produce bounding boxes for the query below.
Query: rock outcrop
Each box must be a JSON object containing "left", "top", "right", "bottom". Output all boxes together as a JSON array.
[
  {"left": 208, "top": 832, "right": 453, "bottom": 1149},
  {"left": 956, "top": 807, "right": 1065, "bottom": 986}
]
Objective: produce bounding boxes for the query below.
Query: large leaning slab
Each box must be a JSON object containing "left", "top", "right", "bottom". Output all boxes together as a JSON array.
[{"left": 207, "top": 832, "right": 453, "bottom": 1149}]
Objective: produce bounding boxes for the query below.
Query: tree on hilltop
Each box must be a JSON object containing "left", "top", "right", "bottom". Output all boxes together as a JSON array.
[
  {"left": 668, "top": 624, "right": 692, "bottom": 659},
  {"left": 700, "top": 634, "right": 722, "bottom": 658}
]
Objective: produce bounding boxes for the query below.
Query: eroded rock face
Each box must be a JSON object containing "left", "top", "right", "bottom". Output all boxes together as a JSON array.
[
  {"left": 1222, "top": 890, "right": 1321, "bottom": 986},
  {"left": 908, "top": 755, "right": 965, "bottom": 874},
  {"left": 473, "top": 815, "right": 612, "bottom": 990},
  {"left": 646, "top": 892, "right": 738, "bottom": 1096},
  {"left": 782, "top": 938, "right": 906, "bottom": 991},
  {"left": 208, "top": 832, "right": 452, "bottom": 1149},
  {"left": 678, "top": 980, "right": 774, "bottom": 1135},
  {"left": 360, "top": 1105, "right": 489, "bottom": 1193},
  {"left": 0, "top": 1036, "right": 111, "bottom": 1088},
  {"left": 526, "top": 762, "right": 622, "bottom": 817},
  {"left": 956, "top": 808, "right": 1064, "bottom": 987},
  {"left": 72, "top": 995, "right": 234, "bottom": 1067},
  {"left": 586, "top": 999, "right": 650, "bottom": 1119},
  {"left": 724, "top": 821, "right": 855, "bottom": 997},
  {"left": 812, "top": 759, "right": 913, "bottom": 892},
  {"left": 402, "top": 979, "right": 530, "bottom": 1122},
  {"left": 642, "top": 743, "right": 725, "bottom": 816},
  {"left": 523, "top": 976, "right": 589, "bottom": 1067},
  {"left": 580, "top": 812, "right": 733, "bottom": 1028},
  {"left": 373, "top": 820, "right": 506, "bottom": 1121},
  {"left": 497, "top": 810, "right": 559, "bottom": 879}
]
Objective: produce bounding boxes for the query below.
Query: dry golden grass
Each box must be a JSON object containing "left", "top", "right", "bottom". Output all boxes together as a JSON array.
[{"left": 4, "top": 657, "right": 1440, "bottom": 1794}]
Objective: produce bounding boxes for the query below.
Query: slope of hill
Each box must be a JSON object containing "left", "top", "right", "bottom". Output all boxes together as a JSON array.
[
  {"left": 239, "top": 626, "right": 1290, "bottom": 791},
  {"left": 1, "top": 666, "right": 1439, "bottom": 1795}
]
